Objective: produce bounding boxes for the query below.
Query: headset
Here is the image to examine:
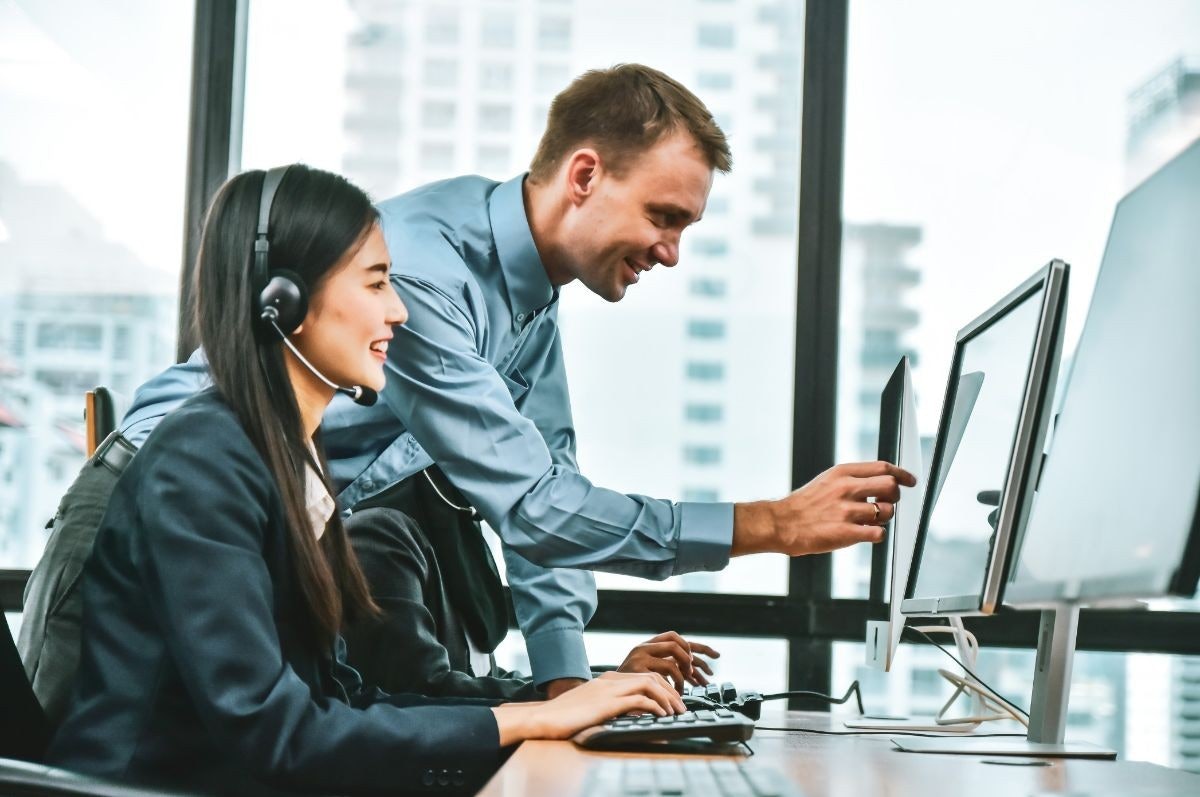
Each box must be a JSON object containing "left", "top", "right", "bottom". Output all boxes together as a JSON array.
[{"left": 252, "top": 165, "right": 377, "bottom": 406}]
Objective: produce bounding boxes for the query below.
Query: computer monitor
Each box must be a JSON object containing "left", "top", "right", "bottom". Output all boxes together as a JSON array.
[
  {"left": 894, "top": 138, "right": 1200, "bottom": 761},
  {"left": 865, "top": 357, "right": 924, "bottom": 673},
  {"left": 900, "top": 260, "right": 1069, "bottom": 618},
  {"left": 1006, "top": 142, "right": 1200, "bottom": 606}
]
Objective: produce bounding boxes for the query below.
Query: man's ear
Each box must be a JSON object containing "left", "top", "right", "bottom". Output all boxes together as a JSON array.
[{"left": 564, "top": 148, "right": 601, "bottom": 207}]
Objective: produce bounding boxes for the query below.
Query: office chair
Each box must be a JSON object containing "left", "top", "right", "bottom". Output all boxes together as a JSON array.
[
  {"left": 1, "top": 616, "right": 50, "bottom": 762},
  {"left": 3, "top": 592, "right": 192, "bottom": 796},
  {"left": 84, "top": 387, "right": 117, "bottom": 457}
]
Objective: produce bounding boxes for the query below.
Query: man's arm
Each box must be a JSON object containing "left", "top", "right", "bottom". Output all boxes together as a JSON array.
[
  {"left": 383, "top": 273, "right": 731, "bottom": 580},
  {"left": 119, "top": 348, "right": 210, "bottom": 446}
]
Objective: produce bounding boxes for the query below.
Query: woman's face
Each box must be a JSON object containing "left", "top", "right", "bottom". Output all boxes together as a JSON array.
[{"left": 292, "top": 224, "right": 407, "bottom": 393}]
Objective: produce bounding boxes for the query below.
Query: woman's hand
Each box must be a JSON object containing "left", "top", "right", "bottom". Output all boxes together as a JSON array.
[
  {"left": 490, "top": 672, "right": 684, "bottom": 745},
  {"left": 617, "top": 631, "right": 720, "bottom": 690}
]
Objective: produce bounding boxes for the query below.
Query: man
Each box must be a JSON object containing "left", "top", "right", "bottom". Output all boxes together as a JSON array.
[{"left": 25, "top": 64, "right": 911, "bottom": 710}]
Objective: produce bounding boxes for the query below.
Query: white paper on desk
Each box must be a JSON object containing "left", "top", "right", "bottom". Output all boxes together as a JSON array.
[{"left": 886, "top": 366, "right": 925, "bottom": 670}]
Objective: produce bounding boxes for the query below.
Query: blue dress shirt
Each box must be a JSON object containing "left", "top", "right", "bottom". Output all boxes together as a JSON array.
[{"left": 121, "top": 174, "right": 734, "bottom": 685}]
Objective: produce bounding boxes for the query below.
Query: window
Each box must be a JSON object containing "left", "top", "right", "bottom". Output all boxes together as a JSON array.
[
  {"left": 685, "top": 361, "right": 725, "bottom": 382},
  {"left": 424, "top": 58, "right": 458, "bottom": 89},
  {"left": 834, "top": 642, "right": 1200, "bottom": 771},
  {"left": 35, "top": 323, "right": 103, "bottom": 352},
  {"left": 683, "top": 445, "right": 722, "bottom": 466},
  {"left": 479, "top": 62, "right": 515, "bottom": 92},
  {"left": 0, "top": 3, "right": 189, "bottom": 570},
  {"left": 691, "top": 237, "right": 730, "bottom": 257},
  {"left": 421, "top": 100, "right": 456, "bottom": 129},
  {"left": 424, "top": 7, "right": 459, "bottom": 45},
  {"left": 685, "top": 403, "right": 723, "bottom": 423},
  {"left": 537, "top": 16, "right": 570, "bottom": 50},
  {"left": 686, "top": 319, "right": 726, "bottom": 340},
  {"left": 698, "top": 24, "right": 735, "bottom": 49},
  {"left": 481, "top": 10, "right": 516, "bottom": 49},
  {"left": 832, "top": 0, "right": 1200, "bottom": 601},
  {"left": 690, "top": 278, "right": 728, "bottom": 298},
  {"left": 479, "top": 103, "right": 513, "bottom": 132},
  {"left": 698, "top": 72, "right": 733, "bottom": 90}
]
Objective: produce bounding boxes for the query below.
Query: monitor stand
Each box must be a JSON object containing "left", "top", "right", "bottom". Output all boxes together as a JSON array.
[
  {"left": 846, "top": 616, "right": 984, "bottom": 733},
  {"left": 890, "top": 605, "right": 1117, "bottom": 759}
]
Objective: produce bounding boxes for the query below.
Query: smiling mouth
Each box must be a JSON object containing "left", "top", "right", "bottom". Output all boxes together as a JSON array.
[
  {"left": 624, "top": 258, "right": 652, "bottom": 283},
  {"left": 368, "top": 339, "right": 389, "bottom": 358}
]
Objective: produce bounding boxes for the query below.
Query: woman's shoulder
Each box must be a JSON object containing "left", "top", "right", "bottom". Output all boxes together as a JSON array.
[{"left": 136, "top": 388, "right": 266, "bottom": 479}]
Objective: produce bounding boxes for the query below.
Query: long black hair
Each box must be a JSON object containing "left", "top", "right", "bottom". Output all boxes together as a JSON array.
[{"left": 192, "top": 164, "right": 379, "bottom": 651}]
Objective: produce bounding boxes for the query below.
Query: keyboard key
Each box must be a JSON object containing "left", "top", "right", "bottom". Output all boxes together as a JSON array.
[{"left": 720, "top": 682, "right": 738, "bottom": 702}]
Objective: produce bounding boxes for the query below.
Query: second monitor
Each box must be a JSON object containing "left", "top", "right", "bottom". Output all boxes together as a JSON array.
[{"left": 901, "top": 260, "right": 1069, "bottom": 618}]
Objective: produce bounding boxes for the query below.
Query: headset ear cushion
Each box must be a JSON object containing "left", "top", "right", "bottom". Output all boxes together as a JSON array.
[{"left": 258, "top": 270, "right": 309, "bottom": 336}]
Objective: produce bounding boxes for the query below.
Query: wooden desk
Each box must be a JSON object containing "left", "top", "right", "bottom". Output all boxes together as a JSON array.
[{"left": 478, "top": 710, "right": 1200, "bottom": 796}]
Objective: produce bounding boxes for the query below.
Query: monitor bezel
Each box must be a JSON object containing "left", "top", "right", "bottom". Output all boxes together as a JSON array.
[{"left": 901, "top": 260, "right": 1068, "bottom": 617}]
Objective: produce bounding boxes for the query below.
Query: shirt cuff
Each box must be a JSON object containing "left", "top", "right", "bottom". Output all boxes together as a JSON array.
[
  {"left": 674, "top": 501, "right": 734, "bottom": 576},
  {"left": 525, "top": 626, "right": 592, "bottom": 686}
]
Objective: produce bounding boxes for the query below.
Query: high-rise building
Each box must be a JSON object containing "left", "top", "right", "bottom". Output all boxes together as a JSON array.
[
  {"left": 340, "top": 0, "right": 803, "bottom": 596},
  {"left": 0, "top": 162, "right": 175, "bottom": 567},
  {"left": 1126, "top": 56, "right": 1200, "bottom": 188}
]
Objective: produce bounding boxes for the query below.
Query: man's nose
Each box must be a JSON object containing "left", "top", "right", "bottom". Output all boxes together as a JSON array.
[{"left": 651, "top": 239, "right": 680, "bottom": 268}]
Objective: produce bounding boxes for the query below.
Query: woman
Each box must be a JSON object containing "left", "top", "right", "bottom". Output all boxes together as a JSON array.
[{"left": 47, "top": 165, "right": 682, "bottom": 795}]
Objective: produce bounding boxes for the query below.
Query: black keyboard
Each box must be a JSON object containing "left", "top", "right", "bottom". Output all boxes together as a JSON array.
[
  {"left": 582, "top": 758, "right": 805, "bottom": 797},
  {"left": 685, "top": 683, "right": 765, "bottom": 720},
  {"left": 572, "top": 709, "right": 755, "bottom": 751}
]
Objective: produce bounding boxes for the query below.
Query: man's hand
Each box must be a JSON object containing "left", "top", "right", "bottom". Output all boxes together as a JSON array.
[
  {"left": 542, "top": 678, "right": 588, "bottom": 699},
  {"left": 732, "top": 461, "right": 917, "bottom": 557},
  {"left": 617, "top": 632, "right": 720, "bottom": 692}
]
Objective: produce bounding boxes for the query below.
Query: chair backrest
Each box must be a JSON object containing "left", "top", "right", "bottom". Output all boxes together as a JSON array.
[
  {"left": 84, "top": 387, "right": 117, "bottom": 457},
  {"left": 1, "top": 617, "right": 50, "bottom": 762}
]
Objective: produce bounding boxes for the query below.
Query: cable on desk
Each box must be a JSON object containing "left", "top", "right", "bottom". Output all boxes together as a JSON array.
[
  {"left": 753, "top": 726, "right": 1029, "bottom": 739},
  {"left": 760, "top": 680, "right": 864, "bottom": 714},
  {"left": 903, "top": 626, "right": 1030, "bottom": 720}
]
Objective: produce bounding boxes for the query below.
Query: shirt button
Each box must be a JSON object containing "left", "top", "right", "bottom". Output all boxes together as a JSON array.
[{"left": 516, "top": 313, "right": 526, "bottom": 322}]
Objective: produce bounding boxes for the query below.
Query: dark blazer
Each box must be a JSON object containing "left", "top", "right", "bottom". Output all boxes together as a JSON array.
[
  {"left": 46, "top": 390, "right": 502, "bottom": 796},
  {"left": 343, "top": 506, "right": 541, "bottom": 702}
]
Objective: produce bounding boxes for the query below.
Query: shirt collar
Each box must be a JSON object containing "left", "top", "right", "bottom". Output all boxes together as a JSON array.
[
  {"left": 304, "top": 441, "right": 335, "bottom": 539},
  {"left": 488, "top": 173, "right": 557, "bottom": 320}
]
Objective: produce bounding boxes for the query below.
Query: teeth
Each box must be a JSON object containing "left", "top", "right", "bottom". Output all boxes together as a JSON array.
[{"left": 370, "top": 341, "right": 388, "bottom": 353}]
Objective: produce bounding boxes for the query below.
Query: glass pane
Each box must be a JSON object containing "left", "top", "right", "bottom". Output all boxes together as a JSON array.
[
  {"left": 0, "top": 1, "right": 191, "bottom": 568},
  {"left": 243, "top": 0, "right": 806, "bottom": 595},
  {"left": 496, "top": 629, "right": 788, "bottom": 695},
  {"left": 833, "top": 0, "right": 1200, "bottom": 597},
  {"left": 834, "top": 640, "right": 1200, "bottom": 772}
]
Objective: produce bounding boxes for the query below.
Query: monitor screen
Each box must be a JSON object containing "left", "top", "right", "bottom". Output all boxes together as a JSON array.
[
  {"left": 1006, "top": 139, "right": 1200, "bottom": 605},
  {"left": 903, "top": 261, "right": 1067, "bottom": 615}
]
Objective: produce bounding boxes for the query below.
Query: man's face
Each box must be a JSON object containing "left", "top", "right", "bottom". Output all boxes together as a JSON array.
[{"left": 566, "top": 132, "right": 714, "bottom": 302}]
